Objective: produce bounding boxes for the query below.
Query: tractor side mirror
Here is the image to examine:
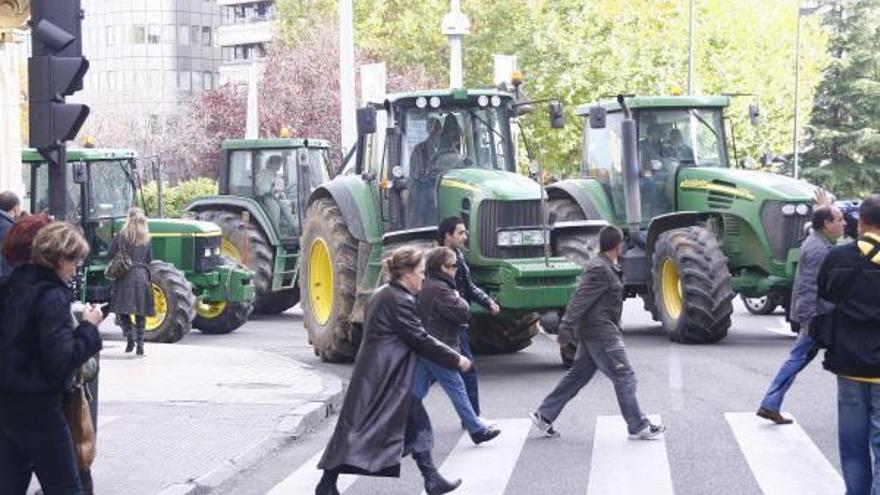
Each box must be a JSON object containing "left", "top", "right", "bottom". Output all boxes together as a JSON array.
[
  {"left": 589, "top": 105, "right": 607, "bottom": 129},
  {"left": 749, "top": 104, "right": 761, "bottom": 126},
  {"left": 357, "top": 107, "right": 377, "bottom": 135},
  {"left": 71, "top": 162, "right": 87, "bottom": 184},
  {"left": 549, "top": 101, "right": 565, "bottom": 129},
  {"left": 296, "top": 148, "right": 309, "bottom": 167}
]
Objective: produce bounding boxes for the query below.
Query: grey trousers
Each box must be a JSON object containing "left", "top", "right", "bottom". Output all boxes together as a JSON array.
[{"left": 537, "top": 338, "right": 649, "bottom": 434}]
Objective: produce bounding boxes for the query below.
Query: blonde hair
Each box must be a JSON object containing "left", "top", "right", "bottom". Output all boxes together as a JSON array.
[
  {"left": 383, "top": 246, "right": 424, "bottom": 281},
  {"left": 121, "top": 207, "right": 150, "bottom": 246},
  {"left": 31, "top": 222, "right": 89, "bottom": 270}
]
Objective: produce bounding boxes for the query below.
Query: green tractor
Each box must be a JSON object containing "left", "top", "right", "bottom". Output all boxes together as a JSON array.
[
  {"left": 21, "top": 148, "right": 256, "bottom": 343},
  {"left": 185, "top": 138, "right": 331, "bottom": 314},
  {"left": 299, "top": 88, "right": 605, "bottom": 362},
  {"left": 546, "top": 95, "right": 816, "bottom": 355}
]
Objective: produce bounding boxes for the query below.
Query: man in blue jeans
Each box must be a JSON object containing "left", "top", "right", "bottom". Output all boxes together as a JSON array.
[
  {"left": 816, "top": 194, "right": 880, "bottom": 493},
  {"left": 438, "top": 217, "right": 500, "bottom": 418},
  {"left": 757, "top": 205, "right": 845, "bottom": 424}
]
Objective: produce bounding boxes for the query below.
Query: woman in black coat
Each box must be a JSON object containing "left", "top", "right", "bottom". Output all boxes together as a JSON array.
[
  {"left": 0, "top": 222, "right": 104, "bottom": 495},
  {"left": 316, "top": 246, "right": 470, "bottom": 495},
  {"left": 108, "top": 207, "right": 154, "bottom": 355}
]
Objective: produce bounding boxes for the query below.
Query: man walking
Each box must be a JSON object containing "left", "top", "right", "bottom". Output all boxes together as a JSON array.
[
  {"left": 757, "top": 205, "right": 845, "bottom": 424},
  {"left": 817, "top": 194, "right": 880, "bottom": 493},
  {"left": 438, "top": 216, "right": 499, "bottom": 417},
  {"left": 529, "top": 226, "right": 665, "bottom": 439},
  {"left": 0, "top": 191, "right": 21, "bottom": 276}
]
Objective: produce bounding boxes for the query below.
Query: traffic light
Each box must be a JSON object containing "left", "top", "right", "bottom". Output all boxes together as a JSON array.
[{"left": 28, "top": 0, "right": 90, "bottom": 163}]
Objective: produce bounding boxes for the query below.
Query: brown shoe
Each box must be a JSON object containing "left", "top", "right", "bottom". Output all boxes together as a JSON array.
[{"left": 757, "top": 407, "right": 793, "bottom": 425}]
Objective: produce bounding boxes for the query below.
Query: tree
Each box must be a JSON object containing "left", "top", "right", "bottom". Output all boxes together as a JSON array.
[{"left": 802, "top": 0, "right": 880, "bottom": 198}]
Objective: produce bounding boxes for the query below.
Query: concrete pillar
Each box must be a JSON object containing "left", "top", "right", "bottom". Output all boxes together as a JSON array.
[{"left": 0, "top": 30, "right": 25, "bottom": 197}]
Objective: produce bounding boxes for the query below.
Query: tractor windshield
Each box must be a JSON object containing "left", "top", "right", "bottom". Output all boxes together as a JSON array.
[
  {"left": 89, "top": 160, "right": 137, "bottom": 219},
  {"left": 637, "top": 108, "right": 729, "bottom": 170}
]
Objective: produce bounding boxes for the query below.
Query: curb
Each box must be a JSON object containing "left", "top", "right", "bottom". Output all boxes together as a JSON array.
[{"left": 155, "top": 375, "right": 346, "bottom": 495}]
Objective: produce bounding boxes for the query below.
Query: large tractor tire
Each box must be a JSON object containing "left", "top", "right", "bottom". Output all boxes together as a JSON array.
[
  {"left": 259, "top": 288, "right": 300, "bottom": 314},
  {"left": 468, "top": 313, "right": 539, "bottom": 354},
  {"left": 300, "top": 197, "right": 358, "bottom": 362},
  {"left": 547, "top": 199, "right": 599, "bottom": 267},
  {"left": 193, "top": 300, "right": 252, "bottom": 335},
  {"left": 195, "top": 209, "right": 288, "bottom": 314},
  {"left": 651, "top": 226, "right": 734, "bottom": 343},
  {"left": 143, "top": 261, "right": 195, "bottom": 343}
]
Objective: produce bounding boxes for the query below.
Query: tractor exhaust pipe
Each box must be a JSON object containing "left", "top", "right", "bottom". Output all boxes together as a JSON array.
[{"left": 618, "top": 95, "right": 642, "bottom": 237}]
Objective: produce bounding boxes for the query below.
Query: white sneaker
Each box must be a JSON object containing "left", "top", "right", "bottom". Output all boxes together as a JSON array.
[
  {"left": 529, "top": 411, "right": 560, "bottom": 438},
  {"left": 629, "top": 423, "right": 666, "bottom": 440}
]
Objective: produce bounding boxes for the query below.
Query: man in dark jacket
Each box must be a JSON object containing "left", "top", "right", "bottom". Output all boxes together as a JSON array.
[
  {"left": 817, "top": 194, "right": 880, "bottom": 493},
  {"left": 0, "top": 191, "right": 21, "bottom": 277},
  {"left": 529, "top": 226, "right": 665, "bottom": 440},
  {"left": 757, "top": 205, "right": 845, "bottom": 424},
  {"left": 438, "top": 216, "right": 499, "bottom": 418}
]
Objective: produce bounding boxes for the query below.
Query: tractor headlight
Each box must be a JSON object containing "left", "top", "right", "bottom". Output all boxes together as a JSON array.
[
  {"left": 497, "top": 229, "right": 545, "bottom": 247},
  {"left": 204, "top": 248, "right": 212, "bottom": 257},
  {"left": 781, "top": 203, "right": 796, "bottom": 216},
  {"left": 795, "top": 203, "right": 810, "bottom": 216}
]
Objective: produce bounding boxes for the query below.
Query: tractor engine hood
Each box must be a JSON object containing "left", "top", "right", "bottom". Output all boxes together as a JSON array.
[
  {"left": 678, "top": 168, "right": 818, "bottom": 203},
  {"left": 438, "top": 168, "right": 545, "bottom": 200}
]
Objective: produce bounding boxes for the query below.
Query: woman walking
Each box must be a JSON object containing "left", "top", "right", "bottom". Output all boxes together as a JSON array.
[
  {"left": 0, "top": 222, "right": 104, "bottom": 494},
  {"left": 316, "top": 246, "right": 470, "bottom": 495},
  {"left": 108, "top": 207, "right": 154, "bottom": 356}
]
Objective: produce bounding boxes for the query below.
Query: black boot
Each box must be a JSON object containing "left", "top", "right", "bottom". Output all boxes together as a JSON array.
[
  {"left": 315, "top": 469, "right": 340, "bottom": 495},
  {"left": 125, "top": 338, "right": 135, "bottom": 353},
  {"left": 136, "top": 343, "right": 144, "bottom": 356},
  {"left": 413, "top": 451, "right": 461, "bottom": 495}
]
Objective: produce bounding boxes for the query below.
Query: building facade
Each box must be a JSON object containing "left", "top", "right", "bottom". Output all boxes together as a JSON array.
[
  {"left": 77, "top": 0, "right": 222, "bottom": 119},
  {"left": 217, "top": 0, "right": 276, "bottom": 85}
]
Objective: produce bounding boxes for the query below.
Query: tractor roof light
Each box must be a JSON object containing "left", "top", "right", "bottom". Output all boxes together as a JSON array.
[
  {"left": 477, "top": 95, "right": 489, "bottom": 107},
  {"left": 511, "top": 71, "right": 523, "bottom": 87},
  {"left": 416, "top": 96, "right": 428, "bottom": 109},
  {"left": 490, "top": 95, "right": 502, "bottom": 107},
  {"left": 82, "top": 134, "right": 96, "bottom": 148},
  {"left": 279, "top": 126, "right": 291, "bottom": 138},
  {"left": 429, "top": 96, "right": 441, "bottom": 108}
]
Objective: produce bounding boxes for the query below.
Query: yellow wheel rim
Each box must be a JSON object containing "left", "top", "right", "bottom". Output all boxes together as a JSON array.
[
  {"left": 196, "top": 299, "right": 227, "bottom": 319},
  {"left": 144, "top": 284, "right": 167, "bottom": 331},
  {"left": 661, "top": 259, "right": 683, "bottom": 320},
  {"left": 308, "top": 237, "right": 333, "bottom": 325},
  {"left": 221, "top": 239, "right": 242, "bottom": 263}
]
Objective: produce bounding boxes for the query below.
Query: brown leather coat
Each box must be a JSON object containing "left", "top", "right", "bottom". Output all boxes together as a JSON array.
[{"left": 318, "top": 281, "right": 460, "bottom": 476}]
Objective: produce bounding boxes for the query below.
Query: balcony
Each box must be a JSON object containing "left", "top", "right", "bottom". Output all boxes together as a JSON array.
[{"left": 217, "top": 21, "right": 273, "bottom": 47}]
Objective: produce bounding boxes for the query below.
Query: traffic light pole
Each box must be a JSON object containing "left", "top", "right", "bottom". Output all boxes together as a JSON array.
[{"left": 48, "top": 146, "right": 68, "bottom": 219}]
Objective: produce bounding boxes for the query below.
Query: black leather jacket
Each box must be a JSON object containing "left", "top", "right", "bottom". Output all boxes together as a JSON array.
[{"left": 418, "top": 272, "right": 471, "bottom": 351}]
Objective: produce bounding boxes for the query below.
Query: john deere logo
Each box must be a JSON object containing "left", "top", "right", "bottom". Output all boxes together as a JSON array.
[{"left": 680, "top": 179, "right": 755, "bottom": 201}]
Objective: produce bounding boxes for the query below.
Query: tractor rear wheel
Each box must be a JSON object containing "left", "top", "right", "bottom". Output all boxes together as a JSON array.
[
  {"left": 195, "top": 209, "right": 283, "bottom": 314},
  {"left": 143, "top": 261, "right": 195, "bottom": 343},
  {"left": 547, "top": 199, "right": 599, "bottom": 267},
  {"left": 651, "top": 226, "right": 734, "bottom": 343},
  {"left": 468, "top": 313, "right": 539, "bottom": 354},
  {"left": 300, "top": 197, "right": 358, "bottom": 362}
]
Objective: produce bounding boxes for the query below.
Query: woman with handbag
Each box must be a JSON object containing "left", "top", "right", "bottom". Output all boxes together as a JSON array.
[
  {"left": 108, "top": 207, "right": 154, "bottom": 356},
  {"left": 0, "top": 221, "right": 104, "bottom": 494}
]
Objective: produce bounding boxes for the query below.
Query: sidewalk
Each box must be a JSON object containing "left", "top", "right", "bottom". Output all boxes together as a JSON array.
[{"left": 30, "top": 335, "right": 345, "bottom": 495}]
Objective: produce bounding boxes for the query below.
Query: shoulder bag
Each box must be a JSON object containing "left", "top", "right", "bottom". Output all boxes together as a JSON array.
[
  {"left": 65, "top": 368, "right": 96, "bottom": 469},
  {"left": 104, "top": 239, "right": 132, "bottom": 281}
]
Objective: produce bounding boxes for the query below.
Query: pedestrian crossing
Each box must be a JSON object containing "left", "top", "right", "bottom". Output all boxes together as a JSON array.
[{"left": 267, "top": 412, "right": 844, "bottom": 495}]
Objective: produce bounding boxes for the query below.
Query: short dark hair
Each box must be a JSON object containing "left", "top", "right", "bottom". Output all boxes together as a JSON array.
[
  {"left": 811, "top": 205, "right": 836, "bottom": 231},
  {"left": 859, "top": 194, "right": 880, "bottom": 227},
  {"left": 438, "top": 216, "right": 464, "bottom": 243},
  {"left": 599, "top": 225, "right": 624, "bottom": 252},
  {"left": 0, "top": 191, "right": 20, "bottom": 213}
]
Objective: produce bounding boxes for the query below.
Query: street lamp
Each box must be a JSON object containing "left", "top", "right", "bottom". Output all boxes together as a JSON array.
[{"left": 792, "top": 3, "right": 827, "bottom": 180}]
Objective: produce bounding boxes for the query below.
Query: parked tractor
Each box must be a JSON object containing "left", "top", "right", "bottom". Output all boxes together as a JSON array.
[
  {"left": 186, "top": 138, "right": 331, "bottom": 314},
  {"left": 21, "top": 148, "right": 256, "bottom": 343},
  {"left": 299, "top": 88, "right": 604, "bottom": 362},
  {"left": 546, "top": 95, "right": 817, "bottom": 358}
]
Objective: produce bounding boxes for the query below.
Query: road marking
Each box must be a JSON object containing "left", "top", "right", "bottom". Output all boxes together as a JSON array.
[
  {"left": 424, "top": 418, "right": 531, "bottom": 495},
  {"left": 765, "top": 317, "right": 798, "bottom": 338},
  {"left": 266, "top": 449, "right": 358, "bottom": 495},
  {"left": 725, "top": 412, "right": 844, "bottom": 495},
  {"left": 587, "top": 415, "right": 673, "bottom": 495}
]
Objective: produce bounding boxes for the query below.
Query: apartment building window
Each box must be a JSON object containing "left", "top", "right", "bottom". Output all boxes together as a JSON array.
[
  {"left": 163, "top": 24, "right": 176, "bottom": 44},
  {"left": 148, "top": 25, "right": 161, "bottom": 44},
  {"left": 192, "top": 71, "right": 203, "bottom": 91},
  {"left": 228, "top": 43, "right": 266, "bottom": 61},
  {"left": 178, "top": 71, "right": 191, "bottom": 91},
  {"left": 178, "top": 25, "right": 190, "bottom": 46},
  {"left": 106, "top": 26, "right": 117, "bottom": 46},
  {"left": 223, "top": 2, "right": 276, "bottom": 24},
  {"left": 201, "top": 27, "right": 212, "bottom": 46},
  {"left": 203, "top": 72, "right": 214, "bottom": 90},
  {"left": 190, "top": 26, "right": 200, "bottom": 45},
  {"left": 131, "top": 25, "right": 146, "bottom": 44}
]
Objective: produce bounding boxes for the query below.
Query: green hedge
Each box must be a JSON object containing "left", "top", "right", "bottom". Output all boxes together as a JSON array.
[{"left": 141, "top": 178, "right": 218, "bottom": 219}]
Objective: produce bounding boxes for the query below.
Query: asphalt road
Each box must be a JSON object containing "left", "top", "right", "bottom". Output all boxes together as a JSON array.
[{"left": 186, "top": 297, "right": 841, "bottom": 495}]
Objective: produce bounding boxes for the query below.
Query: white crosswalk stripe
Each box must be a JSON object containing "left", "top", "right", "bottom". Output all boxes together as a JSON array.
[
  {"left": 422, "top": 418, "right": 531, "bottom": 495},
  {"left": 265, "top": 449, "right": 357, "bottom": 495},
  {"left": 265, "top": 413, "right": 846, "bottom": 494},
  {"left": 725, "top": 412, "right": 844, "bottom": 495},
  {"left": 586, "top": 415, "right": 674, "bottom": 495}
]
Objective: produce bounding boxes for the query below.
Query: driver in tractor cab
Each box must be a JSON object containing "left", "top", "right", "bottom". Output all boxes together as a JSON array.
[
  {"left": 407, "top": 117, "right": 443, "bottom": 227},
  {"left": 667, "top": 128, "right": 694, "bottom": 163},
  {"left": 640, "top": 122, "right": 671, "bottom": 174},
  {"left": 431, "top": 116, "right": 467, "bottom": 173},
  {"left": 257, "top": 155, "right": 296, "bottom": 236}
]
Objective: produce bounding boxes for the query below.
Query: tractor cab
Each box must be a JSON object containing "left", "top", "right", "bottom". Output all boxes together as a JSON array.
[
  {"left": 219, "top": 138, "right": 330, "bottom": 243},
  {"left": 357, "top": 89, "right": 517, "bottom": 231},
  {"left": 577, "top": 96, "right": 731, "bottom": 225}
]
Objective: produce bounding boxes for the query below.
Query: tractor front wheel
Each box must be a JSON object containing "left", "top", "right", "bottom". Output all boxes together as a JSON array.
[
  {"left": 192, "top": 299, "right": 252, "bottom": 334},
  {"left": 651, "top": 227, "right": 734, "bottom": 343},
  {"left": 143, "top": 261, "right": 195, "bottom": 343},
  {"left": 741, "top": 294, "right": 779, "bottom": 315},
  {"left": 300, "top": 198, "right": 358, "bottom": 362},
  {"left": 468, "top": 313, "right": 539, "bottom": 355}
]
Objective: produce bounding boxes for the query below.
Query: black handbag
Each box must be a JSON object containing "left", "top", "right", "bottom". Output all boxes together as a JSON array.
[{"left": 104, "top": 240, "right": 132, "bottom": 281}]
